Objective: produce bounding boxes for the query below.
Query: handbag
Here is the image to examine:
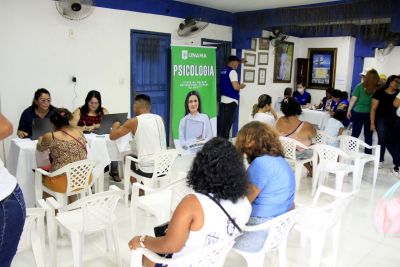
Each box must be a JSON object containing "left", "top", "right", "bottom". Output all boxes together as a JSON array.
[{"left": 374, "top": 180, "right": 400, "bottom": 237}]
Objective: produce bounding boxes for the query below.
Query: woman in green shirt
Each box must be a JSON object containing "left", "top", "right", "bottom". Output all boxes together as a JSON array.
[{"left": 347, "top": 69, "right": 380, "bottom": 154}]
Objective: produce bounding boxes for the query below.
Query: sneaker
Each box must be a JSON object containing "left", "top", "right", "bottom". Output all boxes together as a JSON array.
[
  {"left": 391, "top": 168, "right": 400, "bottom": 178},
  {"left": 378, "top": 162, "right": 384, "bottom": 169}
]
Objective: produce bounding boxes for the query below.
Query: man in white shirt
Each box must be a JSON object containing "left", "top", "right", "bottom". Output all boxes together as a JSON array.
[
  {"left": 218, "top": 56, "right": 246, "bottom": 139},
  {"left": 110, "top": 94, "right": 166, "bottom": 177}
]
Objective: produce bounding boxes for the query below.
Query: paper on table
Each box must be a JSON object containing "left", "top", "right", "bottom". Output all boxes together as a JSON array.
[{"left": 114, "top": 132, "right": 133, "bottom": 153}]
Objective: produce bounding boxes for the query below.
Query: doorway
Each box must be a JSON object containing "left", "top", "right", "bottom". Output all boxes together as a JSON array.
[{"left": 131, "top": 30, "right": 171, "bottom": 143}]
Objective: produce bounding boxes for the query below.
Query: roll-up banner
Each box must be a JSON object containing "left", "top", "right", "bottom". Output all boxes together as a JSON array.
[{"left": 171, "top": 45, "right": 217, "bottom": 154}]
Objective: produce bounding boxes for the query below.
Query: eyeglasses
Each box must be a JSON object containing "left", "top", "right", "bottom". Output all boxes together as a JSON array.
[{"left": 38, "top": 99, "right": 51, "bottom": 104}]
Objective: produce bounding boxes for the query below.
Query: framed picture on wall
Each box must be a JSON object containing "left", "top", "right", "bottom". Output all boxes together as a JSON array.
[
  {"left": 273, "top": 41, "right": 294, "bottom": 83},
  {"left": 243, "top": 69, "right": 255, "bottom": 83},
  {"left": 250, "top": 39, "right": 257, "bottom": 51},
  {"left": 244, "top": 53, "right": 256, "bottom": 67},
  {"left": 258, "top": 68, "right": 267, "bottom": 85},
  {"left": 258, "top": 38, "right": 269, "bottom": 50},
  {"left": 307, "top": 48, "right": 337, "bottom": 89},
  {"left": 258, "top": 52, "right": 268, "bottom": 65}
]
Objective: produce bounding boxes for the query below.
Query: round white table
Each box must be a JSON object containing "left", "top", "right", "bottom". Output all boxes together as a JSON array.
[
  {"left": 7, "top": 134, "right": 127, "bottom": 207},
  {"left": 299, "top": 109, "right": 331, "bottom": 130}
]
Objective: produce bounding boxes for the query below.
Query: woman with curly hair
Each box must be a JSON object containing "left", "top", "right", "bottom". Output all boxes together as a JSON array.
[
  {"left": 37, "top": 108, "right": 88, "bottom": 193},
  {"left": 234, "top": 121, "right": 295, "bottom": 252},
  {"left": 128, "top": 137, "right": 251, "bottom": 267}
]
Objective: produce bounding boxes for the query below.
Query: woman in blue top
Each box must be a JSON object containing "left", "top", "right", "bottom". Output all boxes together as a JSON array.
[
  {"left": 293, "top": 82, "right": 311, "bottom": 108},
  {"left": 234, "top": 121, "right": 295, "bottom": 252}
]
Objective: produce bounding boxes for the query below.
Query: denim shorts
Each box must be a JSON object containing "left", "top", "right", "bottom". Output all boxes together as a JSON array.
[
  {"left": 296, "top": 149, "right": 313, "bottom": 160},
  {"left": 233, "top": 216, "right": 273, "bottom": 252},
  {"left": 0, "top": 185, "right": 26, "bottom": 267}
]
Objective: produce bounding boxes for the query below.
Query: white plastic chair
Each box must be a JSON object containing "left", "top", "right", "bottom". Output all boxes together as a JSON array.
[
  {"left": 131, "top": 238, "right": 235, "bottom": 267},
  {"left": 232, "top": 209, "right": 299, "bottom": 267},
  {"left": 311, "top": 144, "right": 358, "bottom": 195},
  {"left": 123, "top": 149, "right": 179, "bottom": 207},
  {"left": 130, "top": 174, "right": 191, "bottom": 234},
  {"left": 45, "top": 185, "right": 123, "bottom": 267},
  {"left": 34, "top": 159, "right": 96, "bottom": 206},
  {"left": 312, "top": 130, "right": 339, "bottom": 145},
  {"left": 279, "top": 136, "right": 316, "bottom": 191},
  {"left": 338, "top": 135, "right": 380, "bottom": 189},
  {"left": 16, "top": 204, "right": 46, "bottom": 267},
  {"left": 294, "top": 186, "right": 354, "bottom": 267}
]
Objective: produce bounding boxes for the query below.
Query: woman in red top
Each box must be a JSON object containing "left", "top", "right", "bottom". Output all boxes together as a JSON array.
[
  {"left": 71, "top": 90, "right": 109, "bottom": 132},
  {"left": 71, "top": 91, "right": 120, "bottom": 181}
]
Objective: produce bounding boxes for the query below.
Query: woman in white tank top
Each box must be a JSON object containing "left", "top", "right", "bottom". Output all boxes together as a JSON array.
[{"left": 128, "top": 137, "right": 251, "bottom": 267}]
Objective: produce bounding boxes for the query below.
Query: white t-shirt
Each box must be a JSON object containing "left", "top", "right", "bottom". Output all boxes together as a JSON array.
[
  {"left": 324, "top": 118, "right": 344, "bottom": 147},
  {"left": 396, "top": 92, "right": 400, "bottom": 117},
  {"left": 133, "top": 113, "right": 166, "bottom": 173},
  {"left": 253, "top": 112, "right": 275, "bottom": 126},
  {"left": 221, "top": 70, "right": 239, "bottom": 104},
  {"left": 0, "top": 159, "right": 17, "bottom": 201},
  {"left": 171, "top": 193, "right": 251, "bottom": 266}
]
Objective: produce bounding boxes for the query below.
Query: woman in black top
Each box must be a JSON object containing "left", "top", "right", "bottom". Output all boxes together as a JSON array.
[
  {"left": 17, "top": 88, "right": 56, "bottom": 138},
  {"left": 370, "top": 75, "right": 400, "bottom": 164}
]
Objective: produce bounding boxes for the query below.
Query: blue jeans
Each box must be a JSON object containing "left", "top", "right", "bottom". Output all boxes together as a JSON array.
[
  {"left": 0, "top": 185, "right": 26, "bottom": 267},
  {"left": 233, "top": 216, "right": 272, "bottom": 252},
  {"left": 351, "top": 111, "right": 373, "bottom": 154},
  {"left": 375, "top": 116, "right": 388, "bottom": 162}
]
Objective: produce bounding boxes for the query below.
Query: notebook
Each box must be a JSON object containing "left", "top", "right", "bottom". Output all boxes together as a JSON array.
[
  {"left": 93, "top": 113, "right": 128, "bottom": 135},
  {"left": 31, "top": 118, "right": 53, "bottom": 140},
  {"left": 184, "top": 119, "right": 204, "bottom": 140}
]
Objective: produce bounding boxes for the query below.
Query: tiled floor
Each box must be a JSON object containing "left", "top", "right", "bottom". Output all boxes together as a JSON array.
[{"left": 12, "top": 158, "right": 400, "bottom": 267}]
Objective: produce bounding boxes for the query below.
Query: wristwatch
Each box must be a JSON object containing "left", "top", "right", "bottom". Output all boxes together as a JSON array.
[{"left": 139, "top": 235, "right": 146, "bottom": 248}]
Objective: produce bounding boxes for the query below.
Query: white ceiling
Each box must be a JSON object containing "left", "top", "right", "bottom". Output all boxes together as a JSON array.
[{"left": 175, "top": 0, "right": 342, "bottom": 13}]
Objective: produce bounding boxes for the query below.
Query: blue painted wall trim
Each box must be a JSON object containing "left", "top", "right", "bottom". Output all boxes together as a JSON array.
[{"left": 94, "top": 0, "right": 233, "bottom": 27}]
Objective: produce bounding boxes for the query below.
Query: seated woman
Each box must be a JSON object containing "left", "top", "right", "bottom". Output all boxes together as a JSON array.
[
  {"left": 178, "top": 91, "right": 213, "bottom": 151},
  {"left": 71, "top": 90, "right": 109, "bottom": 132},
  {"left": 128, "top": 137, "right": 251, "bottom": 266},
  {"left": 71, "top": 90, "right": 120, "bottom": 181},
  {"left": 37, "top": 108, "right": 88, "bottom": 194},
  {"left": 17, "top": 88, "right": 56, "bottom": 138},
  {"left": 315, "top": 87, "right": 334, "bottom": 111},
  {"left": 275, "top": 97, "right": 316, "bottom": 176},
  {"left": 274, "top": 87, "right": 292, "bottom": 112},
  {"left": 331, "top": 90, "right": 350, "bottom": 127},
  {"left": 324, "top": 110, "right": 347, "bottom": 147},
  {"left": 234, "top": 121, "right": 295, "bottom": 252},
  {"left": 293, "top": 82, "right": 311, "bottom": 108},
  {"left": 251, "top": 94, "right": 278, "bottom": 126}
]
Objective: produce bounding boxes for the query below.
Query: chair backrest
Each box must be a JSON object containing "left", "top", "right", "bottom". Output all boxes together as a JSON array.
[
  {"left": 152, "top": 149, "right": 179, "bottom": 180},
  {"left": 311, "top": 185, "right": 354, "bottom": 223},
  {"left": 80, "top": 187, "right": 123, "bottom": 232},
  {"left": 338, "top": 135, "right": 366, "bottom": 153},
  {"left": 169, "top": 174, "right": 193, "bottom": 212},
  {"left": 17, "top": 208, "right": 45, "bottom": 252},
  {"left": 313, "top": 130, "right": 338, "bottom": 145},
  {"left": 279, "top": 136, "right": 298, "bottom": 161},
  {"left": 279, "top": 136, "right": 309, "bottom": 161},
  {"left": 312, "top": 144, "right": 349, "bottom": 168},
  {"left": 61, "top": 159, "right": 96, "bottom": 195},
  {"left": 264, "top": 209, "right": 299, "bottom": 251}
]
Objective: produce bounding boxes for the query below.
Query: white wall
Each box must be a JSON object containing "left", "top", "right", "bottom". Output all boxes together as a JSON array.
[
  {"left": 0, "top": 0, "right": 232, "bottom": 157},
  {"left": 238, "top": 34, "right": 355, "bottom": 129},
  {"left": 363, "top": 46, "right": 400, "bottom": 77}
]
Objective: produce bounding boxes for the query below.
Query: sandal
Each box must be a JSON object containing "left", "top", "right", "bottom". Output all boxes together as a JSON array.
[{"left": 110, "top": 173, "right": 122, "bottom": 182}]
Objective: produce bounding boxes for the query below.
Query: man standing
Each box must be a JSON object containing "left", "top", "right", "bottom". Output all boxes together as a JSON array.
[
  {"left": 110, "top": 94, "right": 166, "bottom": 177},
  {"left": 218, "top": 56, "right": 246, "bottom": 139}
]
